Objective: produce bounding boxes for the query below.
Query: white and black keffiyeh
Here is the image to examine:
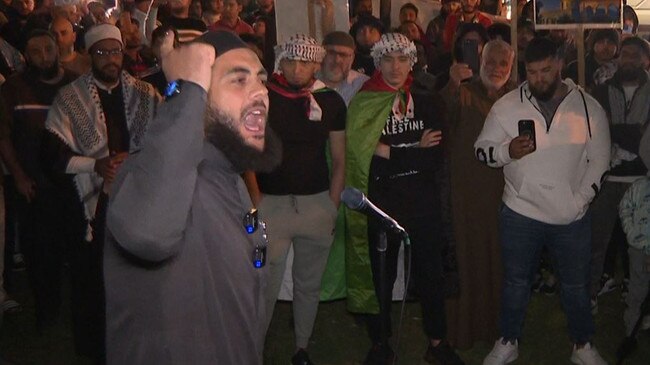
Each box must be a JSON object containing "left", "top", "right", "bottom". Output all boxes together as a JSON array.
[
  {"left": 46, "top": 71, "right": 160, "bottom": 239},
  {"left": 274, "top": 34, "right": 326, "bottom": 73},
  {"left": 371, "top": 33, "right": 417, "bottom": 69}
]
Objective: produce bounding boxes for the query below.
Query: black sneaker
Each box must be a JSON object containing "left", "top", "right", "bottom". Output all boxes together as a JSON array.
[
  {"left": 11, "top": 254, "right": 26, "bottom": 272},
  {"left": 531, "top": 273, "right": 544, "bottom": 293},
  {"left": 363, "top": 343, "right": 395, "bottom": 365},
  {"left": 291, "top": 349, "right": 314, "bottom": 365},
  {"left": 620, "top": 278, "right": 630, "bottom": 300},
  {"left": 539, "top": 275, "right": 557, "bottom": 296},
  {"left": 424, "top": 341, "right": 465, "bottom": 365}
]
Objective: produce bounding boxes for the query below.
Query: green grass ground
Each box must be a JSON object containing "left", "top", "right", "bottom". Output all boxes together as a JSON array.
[
  {"left": 1, "top": 270, "right": 648, "bottom": 365},
  {"left": 264, "top": 292, "right": 650, "bottom": 365}
]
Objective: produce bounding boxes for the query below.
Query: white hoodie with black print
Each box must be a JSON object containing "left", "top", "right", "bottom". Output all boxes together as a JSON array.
[{"left": 474, "top": 79, "right": 611, "bottom": 225}]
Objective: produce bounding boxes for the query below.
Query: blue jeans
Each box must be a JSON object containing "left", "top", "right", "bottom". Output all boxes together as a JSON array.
[{"left": 499, "top": 205, "right": 594, "bottom": 344}]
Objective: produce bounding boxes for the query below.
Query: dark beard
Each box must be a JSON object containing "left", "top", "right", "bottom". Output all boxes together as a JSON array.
[
  {"left": 529, "top": 77, "right": 560, "bottom": 102},
  {"left": 462, "top": 5, "right": 475, "bottom": 14},
  {"left": 204, "top": 107, "right": 282, "bottom": 173},
  {"left": 92, "top": 63, "right": 121, "bottom": 83},
  {"left": 617, "top": 67, "right": 644, "bottom": 83},
  {"left": 27, "top": 59, "right": 60, "bottom": 81},
  {"left": 284, "top": 78, "right": 312, "bottom": 90}
]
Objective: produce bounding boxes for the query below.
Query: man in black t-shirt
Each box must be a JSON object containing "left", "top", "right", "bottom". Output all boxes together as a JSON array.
[
  {"left": 163, "top": 0, "right": 207, "bottom": 42},
  {"left": 346, "top": 33, "right": 464, "bottom": 365},
  {"left": 251, "top": 34, "right": 346, "bottom": 365}
]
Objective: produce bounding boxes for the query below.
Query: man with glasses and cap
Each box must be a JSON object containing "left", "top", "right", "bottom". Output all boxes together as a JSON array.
[
  {"left": 43, "top": 23, "right": 160, "bottom": 362},
  {"left": 318, "top": 30, "right": 369, "bottom": 106}
]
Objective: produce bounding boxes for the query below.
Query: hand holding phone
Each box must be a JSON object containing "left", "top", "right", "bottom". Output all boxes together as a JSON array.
[
  {"left": 518, "top": 119, "right": 536, "bottom": 148},
  {"left": 509, "top": 119, "right": 536, "bottom": 159},
  {"left": 449, "top": 62, "right": 473, "bottom": 87},
  {"left": 461, "top": 39, "right": 480, "bottom": 78}
]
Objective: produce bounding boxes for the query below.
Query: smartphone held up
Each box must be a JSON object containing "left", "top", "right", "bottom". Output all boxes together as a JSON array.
[
  {"left": 518, "top": 119, "right": 536, "bottom": 152},
  {"left": 461, "top": 39, "right": 480, "bottom": 82}
]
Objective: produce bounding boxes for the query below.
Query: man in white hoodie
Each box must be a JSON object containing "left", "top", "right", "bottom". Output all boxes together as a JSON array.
[{"left": 475, "top": 37, "right": 611, "bottom": 365}]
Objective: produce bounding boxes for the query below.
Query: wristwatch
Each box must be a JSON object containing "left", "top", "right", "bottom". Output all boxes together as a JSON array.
[{"left": 164, "top": 80, "right": 184, "bottom": 99}]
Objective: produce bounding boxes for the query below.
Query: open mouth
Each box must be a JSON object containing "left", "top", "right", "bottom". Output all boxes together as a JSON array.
[{"left": 242, "top": 106, "right": 267, "bottom": 138}]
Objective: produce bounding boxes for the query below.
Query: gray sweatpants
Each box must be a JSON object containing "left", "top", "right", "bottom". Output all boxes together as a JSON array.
[
  {"left": 624, "top": 247, "right": 650, "bottom": 336},
  {"left": 260, "top": 191, "right": 337, "bottom": 349}
]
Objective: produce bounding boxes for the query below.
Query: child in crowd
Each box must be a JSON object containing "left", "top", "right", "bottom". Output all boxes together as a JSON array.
[{"left": 619, "top": 176, "right": 650, "bottom": 335}]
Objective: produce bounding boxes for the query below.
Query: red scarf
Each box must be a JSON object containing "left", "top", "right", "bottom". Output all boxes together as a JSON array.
[
  {"left": 361, "top": 70, "right": 413, "bottom": 114},
  {"left": 267, "top": 73, "right": 323, "bottom": 120},
  {"left": 267, "top": 73, "right": 314, "bottom": 98}
]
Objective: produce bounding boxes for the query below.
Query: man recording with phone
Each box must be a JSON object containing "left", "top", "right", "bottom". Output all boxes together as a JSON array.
[
  {"left": 439, "top": 23, "right": 488, "bottom": 92},
  {"left": 474, "top": 37, "right": 611, "bottom": 365}
]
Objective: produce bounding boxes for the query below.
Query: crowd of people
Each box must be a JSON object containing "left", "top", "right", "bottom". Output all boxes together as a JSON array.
[{"left": 0, "top": 0, "right": 648, "bottom": 365}]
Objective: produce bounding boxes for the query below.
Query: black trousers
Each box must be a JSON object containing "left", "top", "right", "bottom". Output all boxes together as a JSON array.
[
  {"left": 366, "top": 215, "right": 446, "bottom": 343},
  {"left": 15, "top": 184, "right": 81, "bottom": 327},
  {"left": 69, "top": 192, "right": 107, "bottom": 363},
  {"left": 602, "top": 218, "right": 630, "bottom": 279},
  {"left": 3, "top": 177, "right": 19, "bottom": 294}
]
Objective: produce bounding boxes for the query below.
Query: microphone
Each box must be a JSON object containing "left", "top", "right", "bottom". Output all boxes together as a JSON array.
[{"left": 340, "top": 187, "right": 407, "bottom": 237}]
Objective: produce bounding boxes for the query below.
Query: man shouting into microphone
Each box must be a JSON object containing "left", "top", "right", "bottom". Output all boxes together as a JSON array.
[{"left": 103, "top": 31, "right": 281, "bottom": 364}]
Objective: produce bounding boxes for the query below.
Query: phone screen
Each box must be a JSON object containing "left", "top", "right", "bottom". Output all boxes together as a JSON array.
[
  {"left": 518, "top": 119, "right": 536, "bottom": 151},
  {"left": 461, "top": 39, "right": 480, "bottom": 75}
]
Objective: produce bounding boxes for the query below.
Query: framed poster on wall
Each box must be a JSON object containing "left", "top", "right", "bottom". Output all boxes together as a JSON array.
[{"left": 534, "top": 0, "right": 623, "bottom": 29}]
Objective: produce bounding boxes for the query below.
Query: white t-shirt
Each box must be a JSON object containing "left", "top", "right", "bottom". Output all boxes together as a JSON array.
[{"left": 623, "top": 84, "right": 638, "bottom": 108}]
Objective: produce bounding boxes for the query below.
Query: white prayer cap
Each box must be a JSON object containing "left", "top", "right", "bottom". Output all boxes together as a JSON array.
[{"left": 85, "top": 23, "right": 123, "bottom": 51}]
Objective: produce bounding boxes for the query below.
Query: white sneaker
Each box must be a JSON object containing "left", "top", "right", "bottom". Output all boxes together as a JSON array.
[
  {"left": 570, "top": 343, "right": 608, "bottom": 365},
  {"left": 597, "top": 274, "right": 617, "bottom": 296},
  {"left": 483, "top": 338, "right": 518, "bottom": 365}
]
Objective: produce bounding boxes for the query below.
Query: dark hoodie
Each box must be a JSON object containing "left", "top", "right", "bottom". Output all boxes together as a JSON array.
[
  {"left": 592, "top": 70, "right": 650, "bottom": 177},
  {"left": 350, "top": 15, "right": 384, "bottom": 76}
]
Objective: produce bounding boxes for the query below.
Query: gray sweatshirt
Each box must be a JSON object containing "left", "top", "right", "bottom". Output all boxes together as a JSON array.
[{"left": 104, "top": 82, "right": 268, "bottom": 364}]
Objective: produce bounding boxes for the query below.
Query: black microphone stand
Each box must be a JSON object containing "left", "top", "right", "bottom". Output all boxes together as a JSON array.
[{"left": 377, "top": 229, "right": 389, "bottom": 350}]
